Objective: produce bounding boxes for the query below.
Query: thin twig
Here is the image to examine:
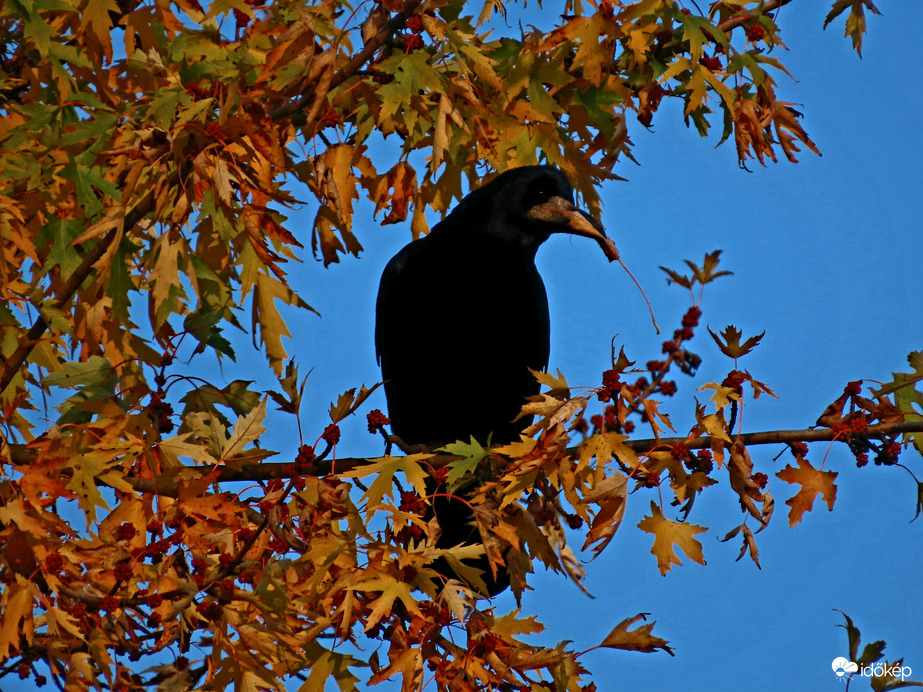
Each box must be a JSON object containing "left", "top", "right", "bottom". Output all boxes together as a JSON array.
[{"left": 716, "top": 0, "right": 796, "bottom": 32}]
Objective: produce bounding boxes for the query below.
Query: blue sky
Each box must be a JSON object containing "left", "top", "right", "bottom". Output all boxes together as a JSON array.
[{"left": 279, "top": 2, "right": 923, "bottom": 690}]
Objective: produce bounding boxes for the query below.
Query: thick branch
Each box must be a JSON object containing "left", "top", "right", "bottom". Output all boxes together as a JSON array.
[{"left": 9, "top": 420, "right": 914, "bottom": 494}]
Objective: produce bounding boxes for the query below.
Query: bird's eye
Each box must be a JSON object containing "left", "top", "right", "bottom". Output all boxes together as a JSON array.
[{"left": 524, "top": 180, "right": 556, "bottom": 208}]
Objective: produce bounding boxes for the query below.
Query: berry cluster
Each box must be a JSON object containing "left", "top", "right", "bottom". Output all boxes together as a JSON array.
[
  {"left": 146, "top": 393, "right": 174, "bottom": 434},
  {"left": 395, "top": 490, "right": 426, "bottom": 545},
  {"left": 289, "top": 444, "right": 315, "bottom": 473},
  {"left": 367, "top": 408, "right": 390, "bottom": 434},
  {"left": 722, "top": 369, "right": 748, "bottom": 397},
  {"left": 321, "top": 423, "right": 341, "bottom": 445},
  {"left": 406, "top": 15, "right": 424, "bottom": 33},
  {"left": 747, "top": 23, "right": 767, "bottom": 43},
  {"left": 403, "top": 13, "right": 426, "bottom": 52},
  {"left": 116, "top": 522, "right": 137, "bottom": 541},
  {"left": 403, "top": 32, "right": 425, "bottom": 52},
  {"left": 399, "top": 490, "right": 427, "bottom": 516},
  {"left": 851, "top": 437, "right": 902, "bottom": 468},
  {"left": 699, "top": 54, "right": 723, "bottom": 71},
  {"left": 318, "top": 106, "right": 341, "bottom": 128},
  {"left": 203, "top": 122, "right": 226, "bottom": 142}
]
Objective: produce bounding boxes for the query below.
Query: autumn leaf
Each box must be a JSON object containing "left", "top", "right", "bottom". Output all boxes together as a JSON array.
[
  {"left": 340, "top": 455, "right": 430, "bottom": 511},
  {"left": 661, "top": 250, "right": 732, "bottom": 289},
  {"left": 637, "top": 501, "right": 707, "bottom": 575},
  {"left": 824, "top": 0, "right": 882, "bottom": 56},
  {"left": 719, "top": 523, "right": 761, "bottom": 569},
  {"left": 776, "top": 456, "right": 838, "bottom": 527},
  {"left": 581, "top": 473, "right": 628, "bottom": 556},
  {"left": 598, "top": 613, "right": 674, "bottom": 655},
  {"left": 707, "top": 324, "right": 765, "bottom": 360}
]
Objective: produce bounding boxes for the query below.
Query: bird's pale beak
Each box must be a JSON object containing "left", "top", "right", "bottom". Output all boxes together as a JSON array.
[{"left": 527, "top": 196, "right": 619, "bottom": 262}]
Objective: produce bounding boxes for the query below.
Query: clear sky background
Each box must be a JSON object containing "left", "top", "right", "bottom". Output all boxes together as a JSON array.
[{"left": 273, "top": 2, "right": 923, "bottom": 690}]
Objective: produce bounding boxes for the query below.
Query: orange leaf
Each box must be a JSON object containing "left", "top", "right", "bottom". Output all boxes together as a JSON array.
[
  {"left": 599, "top": 613, "right": 674, "bottom": 655},
  {"left": 637, "top": 501, "right": 707, "bottom": 575},
  {"left": 776, "top": 456, "right": 838, "bottom": 527}
]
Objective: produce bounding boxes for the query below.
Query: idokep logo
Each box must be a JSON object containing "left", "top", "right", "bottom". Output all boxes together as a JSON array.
[
  {"left": 832, "top": 657, "right": 859, "bottom": 680},
  {"left": 832, "top": 657, "right": 913, "bottom": 683}
]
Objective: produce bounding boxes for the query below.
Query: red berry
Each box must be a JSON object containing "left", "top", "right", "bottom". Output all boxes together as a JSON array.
[
  {"left": 404, "top": 32, "right": 424, "bottom": 52},
  {"left": 319, "top": 106, "right": 341, "bottom": 128},
  {"left": 747, "top": 23, "right": 766, "bottom": 42},
  {"left": 295, "top": 444, "right": 315, "bottom": 468},
  {"left": 321, "top": 423, "right": 341, "bottom": 445},
  {"left": 367, "top": 409, "right": 391, "bottom": 434},
  {"left": 406, "top": 15, "right": 424, "bottom": 33},
  {"left": 699, "top": 55, "right": 722, "bottom": 71},
  {"left": 43, "top": 553, "right": 64, "bottom": 573},
  {"left": 113, "top": 562, "right": 133, "bottom": 582},
  {"left": 670, "top": 442, "right": 689, "bottom": 462}
]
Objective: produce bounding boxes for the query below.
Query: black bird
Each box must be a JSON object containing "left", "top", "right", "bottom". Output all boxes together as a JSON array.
[{"left": 375, "top": 165, "right": 617, "bottom": 594}]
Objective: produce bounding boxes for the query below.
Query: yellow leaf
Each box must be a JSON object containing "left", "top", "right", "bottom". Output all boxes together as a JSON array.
[
  {"left": 350, "top": 577, "right": 422, "bottom": 631},
  {"left": 0, "top": 583, "right": 34, "bottom": 656},
  {"left": 340, "top": 455, "right": 431, "bottom": 511},
  {"left": 222, "top": 398, "right": 267, "bottom": 461},
  {"left": 252, "top": 273, "right": 316, "bottom": 375},
  {"left": 637, "top": 501, "right": 707, "bottom": 575}
]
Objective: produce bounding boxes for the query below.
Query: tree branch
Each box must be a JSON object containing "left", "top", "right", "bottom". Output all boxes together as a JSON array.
[
  {"left": 268, "top": 0, "right": 422, "bottom": 121},
  {"left": 716, "top": 0, "right": 796, "bottom": 32},
  {"left": 10, "top": 420, "right": 915, "bottom": 494},
  {"left": 0, "top": 167, "right": 184, "bottom": 398}
]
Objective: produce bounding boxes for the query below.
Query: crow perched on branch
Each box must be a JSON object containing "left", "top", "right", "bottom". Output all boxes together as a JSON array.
[{"left": 375, "top": 165, "right": 617, "bottom": 595}]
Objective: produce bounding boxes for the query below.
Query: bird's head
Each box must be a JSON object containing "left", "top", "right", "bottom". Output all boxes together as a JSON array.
[{"left": 451, "top": 166, "right": 618, "bottom": 262}]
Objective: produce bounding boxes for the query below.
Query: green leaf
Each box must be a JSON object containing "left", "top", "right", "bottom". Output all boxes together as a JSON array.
[
  {"left": 42, "top": 356, "right": 114, "bottom": 389},
  {"left": 440, "top": 436, "right": 489, "bottom": 489}
]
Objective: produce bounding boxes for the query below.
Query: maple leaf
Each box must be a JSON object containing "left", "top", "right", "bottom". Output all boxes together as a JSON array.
[
  {"left": 707, "top": 324, "right": 765, "bottom": 360},
  {"left": 221, "top": 398, "right": 268, "bottom": 462},
  {"left": 351, "top": 576, "right": 423, "bottom": 631},
  {"left": 598, "top": 613, "right": 674, "bottom": 655},
  {"left": 340, "top": 455, "right": 430, "bottom": 511},
  {"left": 251, "top": 273, "right": 317, "bottom": 375},
  {"left": 578, "top": 431, "right": 638, "bottom": 471},
  {"left": 328, "top": 382, "right": 382, "bottom": 423},
  {"left": 637, "top": 501, "right": 707, "bottom": 575},
  {"left": 661, "top": 250, "right": 733, "bottom": 289},
  {"left": 698, "top": 381, "right": 741, "bottom": 410},
  {"left": 777, "top": 456, "right": 838, "bottom": 527},
  {"left": 531, "top": 367, "right": 571, "bottom": 398},
  {"left": 439, "top": 436, "right": 489, "bottom": 489},
  {"left": 824, "top": 0, "right": 882, "bottom": 56}
]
